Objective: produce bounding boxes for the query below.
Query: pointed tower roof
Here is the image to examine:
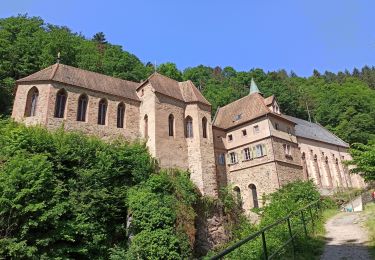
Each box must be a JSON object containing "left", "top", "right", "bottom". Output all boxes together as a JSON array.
[{"left": 249, "top": 78, "right": 261, "bottom": 95}]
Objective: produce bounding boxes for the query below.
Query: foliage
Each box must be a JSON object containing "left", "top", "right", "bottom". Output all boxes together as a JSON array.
[
  {"left": 0, "top": 119, "right": 199, "bottom": 259},
  {"left": 1, "top": 15, "right": 375, "bottom": 145},
  {"left": 348, "top": 143, "right": 375, "bottom": 182},
  {"left": 126, "top": 170, "right": 198, "bottom": 259},
  {"left": 363, "top": 202, "right": 375, "bottom": 258},
  {"left": 211, "top": 181, "right": 322, "bottom": 260}
]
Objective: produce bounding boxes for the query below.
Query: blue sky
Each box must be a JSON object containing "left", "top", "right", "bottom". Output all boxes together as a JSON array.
[{"left": 1, "top": 0, "right": 375, "bottom": 76}]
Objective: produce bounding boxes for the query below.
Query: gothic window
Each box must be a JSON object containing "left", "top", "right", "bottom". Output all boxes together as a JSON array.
[
  {"left": 185, "top": 116, "right": 193, "bottom": 138},
  {"left": 202, "top": 117, "right": 207, "bottom": 138},
  {"left": 249, "top": 184, "right": 259, "bottom": 208},
  {"left": 144, "top": 115, "right": 148, "bottom": 138},
  {"left": 98, "top": 99, "right": 107, "bottom": 125},
  {"left": 168, "top": 114, "right": 174, "bottom": 136},
  {"left": 77, "top": 94, "right": 88, "bottom": 122},
  {"left": 25, "top": 87, "right": 39, "bottom": 117},
  {"left": 117, "top": 102, "right": 125, "bottom": 128},
  {"left": 54, "top": 89, "right": 67, "bottom": 118}
]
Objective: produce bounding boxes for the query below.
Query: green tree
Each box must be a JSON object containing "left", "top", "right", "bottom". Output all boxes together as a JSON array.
[
  {"left": 157, "top": 62, "right": 183, "bottom": 81},
  {"left": 348, "top": 143, "right": 375, "bottom": 182}
]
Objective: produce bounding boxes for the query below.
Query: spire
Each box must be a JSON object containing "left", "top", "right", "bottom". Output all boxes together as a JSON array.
[{"left": 249, "top": 78, "right": 261, "bottom": 95}]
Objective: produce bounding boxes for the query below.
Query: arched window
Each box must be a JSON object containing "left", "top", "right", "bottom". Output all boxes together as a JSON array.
[
  {"left": 98, "top": 99, "right": 107, "bottom": 125},
  {"left": 144, "top": 115, "right": 148, "bottom": 138},
  {"left": 54, "top": 89, "right": 67, "bottom": 118},
  {"left": 25, "top": 87, "right": 39, "bottom": 117},
  {"left": 233, "top": 186, "right": 242, "bottom": 207},
  {"left": 77, "top": 94, "right": 88, "bottom": 122},
  {"left": 249, "top": 184, "right": 259, "bottom": 208},
  {"left": 117, "top": 102, "right": 125, "bottom": 128},
  {"left": 168, "top": 114, "right": 174, "bottom": 136},
  {"left": 302, "top": 152, "right": 306, "bottom": 160},
  {"left": 202, "top": 117, "right": 207, "bottom": 138},
  {"left": 314, "top": 154, "right": 318, "bottom": 161},
  {"left": 185, "top": 116, "right": 193, "bottom": 138}
]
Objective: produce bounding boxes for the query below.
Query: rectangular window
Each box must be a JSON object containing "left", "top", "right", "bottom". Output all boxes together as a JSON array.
[
  {"left": 242, "top": 129, "right": 247, "bottom": 136},
  {"left": 283, "top": 144, "right": 291, "bottom": 156},
  {"left": 228, "top": 134, "right": 233, "bottom": 142},
  {"left": 243, "top": 148, "right": 251, "bottom": 160},
  {"left": 275, "top": 123, "right": 279, "bottom": 130},
  {"left": 218, "top": 153, "right": 225, "bottom": 165},
  {"left": 253, "top": 125, "right": 260, "bottom": 134},
  {"left": 255, "top": 144, "right": 264, "bottom": 157},
  {"left": 229, "top": 152, "right": 237, "bottom": 164},
  {"left": 287, "top": 127, "right": 291, "bottom": 134}
]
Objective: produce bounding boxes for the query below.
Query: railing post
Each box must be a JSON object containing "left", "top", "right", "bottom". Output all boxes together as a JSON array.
[
  {"left": 287, "top": 217, "right": 296, "bottom": 259},
  {"left": 261, "top": 231, "right": 268, "bottom": 260},
  {"left": 300, "top": 210, "right": 308, "bottom": 237}
]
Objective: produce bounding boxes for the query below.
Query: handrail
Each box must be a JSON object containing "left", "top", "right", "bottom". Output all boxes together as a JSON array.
[{"left": 210, "top": 199, "right": 321, "bottom": 260}]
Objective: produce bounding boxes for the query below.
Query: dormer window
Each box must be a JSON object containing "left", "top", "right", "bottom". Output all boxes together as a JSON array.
[{"left": 234, "top": 114, "right": 242, "bottom": 121}]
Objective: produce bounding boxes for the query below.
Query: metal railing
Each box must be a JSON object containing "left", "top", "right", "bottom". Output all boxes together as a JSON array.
[{"left": 210, "top": 200, "right": 322, "bottom": 260}]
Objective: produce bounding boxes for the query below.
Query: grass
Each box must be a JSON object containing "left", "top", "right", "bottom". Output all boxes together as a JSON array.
[{"left": 363, "top": 202, "right": 375, "bottom": 258}]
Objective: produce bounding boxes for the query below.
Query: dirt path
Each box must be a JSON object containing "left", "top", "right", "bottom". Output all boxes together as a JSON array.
[{"left": 321, "top": 212, "right": 371, "bottom": 260}]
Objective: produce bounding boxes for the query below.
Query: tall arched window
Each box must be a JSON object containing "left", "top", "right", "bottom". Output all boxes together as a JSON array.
[
  {"left": 185, "top": 116, "right": 193, "bottom": 138},
  {"left": 202, "top": 117, "right": 207, "bottom": 138},
  {"left": 249, "top": 184, "right": 259, "bottom": 208},
  {"left": 144, "top": 115, "right": 148, "bottom": 138},
  {"left": 168, "top": 114, "right": 174, "bottom": 136},
  {"left": 54, "top": 89, "right": 67, "bottom": 118},
  {"left": 98, "top": 99, "right": 107, "bottom": 125},
  {"left": 117, "top": 102, "right": 125, "bottom": 128},
  {"left": 25, "top": 87, "right": 39, "bottom": 117},
  {"left": 233, "top": 186, "right": 242, "bottom": 208},
  {"left": 77, "top": 94, "right": 88, "bottom": 122}
]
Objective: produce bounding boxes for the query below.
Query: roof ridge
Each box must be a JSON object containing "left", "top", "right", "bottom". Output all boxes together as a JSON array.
[{"left": 50, "top": 63, "right": 59, "bottom": 80}]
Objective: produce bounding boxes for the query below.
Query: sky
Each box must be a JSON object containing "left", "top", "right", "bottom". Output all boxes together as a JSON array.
[{"left": 1, "top": 0, "right": 375, "bottom": 76}]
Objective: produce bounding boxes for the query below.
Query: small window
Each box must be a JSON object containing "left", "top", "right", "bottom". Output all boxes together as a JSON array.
[
  {"left": 140, "top": 89, "right": 144, "bottom": 97},
  {"left": 243, "top": 148, "right": 251, "bottom": 160},
  {"left": 253, "top": 125, "right": 260, "bottom": 134},
  {"left": 275, "top": 123, "right": 279, "bottom": 130},
  {"left": 168, "top": 114, "right": 174, "bottom": 136},
  {"left": 242, "top": 129, "right": 247, "bottom": 136},
  {"left": 228, "top": 134, "right": 233, "bottom": 142},
  {"left": 287, "top": 127, "right": 291, "bottom": 134},
  {"left": 302, "top": 152, "right": 306, "bottom": 160},
  {"left": 229, "top": 152, "right": 237, "bottom": 164},
  {"left": 218, "top": 154, "right": 225, "bottom": 165},
  {"left": 283, "top": 144, "right": 291, "bottom": 156},
  {"left": 144, "top": 115, "right": 148, "bottom": 138}
]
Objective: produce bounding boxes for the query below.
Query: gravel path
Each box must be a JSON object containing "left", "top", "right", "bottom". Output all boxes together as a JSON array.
[{"left": 321, "top": 212, "right": 371, "bottom": 260}]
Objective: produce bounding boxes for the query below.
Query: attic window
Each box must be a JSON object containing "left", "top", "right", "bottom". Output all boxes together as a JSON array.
[
  {"left": 234, "top": 114, "right": 242, "bottom": 121},
  {"left": 242, "top": 129, "right": 247, "bottom": 136}
]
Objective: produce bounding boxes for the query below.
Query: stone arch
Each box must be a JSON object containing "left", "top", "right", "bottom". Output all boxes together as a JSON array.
[
  {"left": 248, "top": 184, "right": 259, "bottom": 208},
  {"left": 54, "top": 88, "right": 67, "bottom": 118},
  {"left": 77, "top": 94, "right": 88, "bottom": 122},
  {"left": 25, "top": 86, "right": 39, "bottom": 117}
]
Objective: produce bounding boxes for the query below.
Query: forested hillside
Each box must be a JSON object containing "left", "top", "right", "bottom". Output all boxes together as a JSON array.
[{"left": 1, "top": 15, "right": 374, "bottom": 144}]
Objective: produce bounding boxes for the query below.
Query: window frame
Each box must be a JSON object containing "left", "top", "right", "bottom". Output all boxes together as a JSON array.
[
  {"left": 97, "top": 99, "right": 107, "bottom": 125},
  {"left": 77, "top": 94, "right": 88, "bottom": 122},
  {"left": 54, "top": 89, "right": 67, "bottom": 118}
]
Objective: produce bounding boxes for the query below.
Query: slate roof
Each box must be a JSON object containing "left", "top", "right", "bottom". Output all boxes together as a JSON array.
[
  {"left": 138, "top": 72, "right": 211, "bottom": 106},
  {"left": 213, "top": 93, "right": 271, "bottom": 129},
  {"left": 17, "top": 63, "right": 140, "bottom": 101},
  {"left": 283, "top": 115, "right": 349, "bottom": 148}
]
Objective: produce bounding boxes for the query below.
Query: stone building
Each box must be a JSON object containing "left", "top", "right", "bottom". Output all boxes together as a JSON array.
[{"left": 12, "top": 63, "right": 365, "bottom": 215}]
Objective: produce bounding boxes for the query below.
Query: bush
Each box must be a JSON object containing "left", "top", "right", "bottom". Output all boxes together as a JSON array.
[{"left": 0, "top": 120, "right": 201, "bottom": 258}]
